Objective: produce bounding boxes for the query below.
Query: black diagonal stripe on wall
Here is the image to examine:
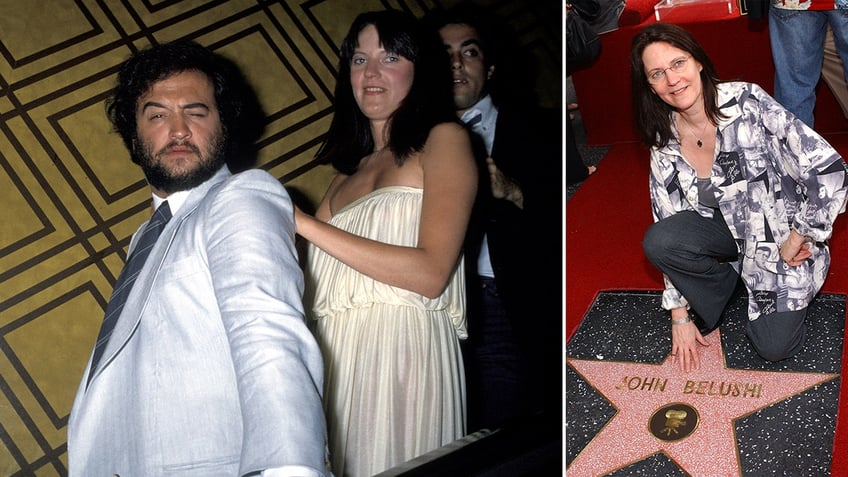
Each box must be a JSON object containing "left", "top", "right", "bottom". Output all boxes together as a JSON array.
[{"left": 0, "top": 0, "right": 101, "bottom": 68}]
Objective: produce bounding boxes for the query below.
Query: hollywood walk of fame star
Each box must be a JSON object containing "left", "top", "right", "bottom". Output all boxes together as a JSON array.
[{"left": 566, "top": 329, "right": 838, "bottom": 477}]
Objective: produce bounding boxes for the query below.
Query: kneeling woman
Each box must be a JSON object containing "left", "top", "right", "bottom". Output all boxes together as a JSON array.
[{"left": 630, "top": 23, "right": 848, "bottom": 371}]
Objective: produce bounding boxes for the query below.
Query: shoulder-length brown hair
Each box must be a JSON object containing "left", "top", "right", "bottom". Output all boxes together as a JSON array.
[{"left": 630, "top": 23, "right": 726, "bottom": 148}]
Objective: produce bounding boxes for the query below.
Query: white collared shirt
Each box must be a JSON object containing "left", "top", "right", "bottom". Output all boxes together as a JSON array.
[
  {"left": 460, "top": 94, "right": 498, "bottom": 156},
  {"left": 152, "top": 189, "right": 189, "bottom": 215}
]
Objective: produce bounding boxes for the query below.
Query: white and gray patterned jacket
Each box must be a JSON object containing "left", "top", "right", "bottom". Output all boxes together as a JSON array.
[{"left": 649, "top": 81, "right": 848, "bottom": 320}]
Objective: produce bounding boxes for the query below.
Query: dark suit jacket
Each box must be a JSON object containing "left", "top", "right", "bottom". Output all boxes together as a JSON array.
[{"left": 463, "top": 103, "right": 562, "bottom": 412}]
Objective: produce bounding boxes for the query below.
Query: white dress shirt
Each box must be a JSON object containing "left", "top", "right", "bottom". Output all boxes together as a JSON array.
[{"left": 461, "top": 95, "right": 499, "bottom": 279}]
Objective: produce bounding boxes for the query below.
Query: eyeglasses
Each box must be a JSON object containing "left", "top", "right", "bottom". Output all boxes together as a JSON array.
[{"left": 646, "top": 56, "right": 691, "bottom": 84}]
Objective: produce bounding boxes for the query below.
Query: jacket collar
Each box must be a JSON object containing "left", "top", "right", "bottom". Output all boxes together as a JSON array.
[{"left": 87, "top": 165, "right": 232, "bottom": 386}]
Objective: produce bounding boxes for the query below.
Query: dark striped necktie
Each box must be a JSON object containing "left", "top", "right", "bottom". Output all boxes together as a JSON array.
[{"left": 87, "top": 201, "right": 172, "bottom": 387}]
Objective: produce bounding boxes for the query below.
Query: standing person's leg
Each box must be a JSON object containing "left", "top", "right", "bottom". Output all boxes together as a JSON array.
[
  {"left": 821, "top": 26, "right": 848, "bottom": 119},
  {"left": 769, "top": 6, "right": 827, "bottom": 127},
  {"left": 471, "top": 276, "right": 527, "bottom": 431},
  {"left": 642, "top": 210, "right": 740, "bottom": 327},
  {"left": 566, "top": 114, "right": 594, "bottom": 184},
  {"left": 825, "top": 11, "right": 848, "bottom": 119}
]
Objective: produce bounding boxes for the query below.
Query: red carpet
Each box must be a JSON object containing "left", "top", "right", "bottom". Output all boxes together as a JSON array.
[{"left": 565, "top": 134, "right": 848, "bottom": 474}]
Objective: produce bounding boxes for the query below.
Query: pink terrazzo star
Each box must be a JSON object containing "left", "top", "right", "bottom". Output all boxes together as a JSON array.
[{"left": 566, "top": 329, "right": 837, "bottom": 477}]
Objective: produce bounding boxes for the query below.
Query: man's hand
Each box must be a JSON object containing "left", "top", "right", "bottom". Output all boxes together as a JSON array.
[{"left": 486, "top": 156, "right": 524, "bottom": 209}]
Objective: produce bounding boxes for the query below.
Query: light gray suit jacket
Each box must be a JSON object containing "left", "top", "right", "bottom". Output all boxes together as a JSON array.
[{"left": 68, "top": 167, "right": 329, "bottom": 476}]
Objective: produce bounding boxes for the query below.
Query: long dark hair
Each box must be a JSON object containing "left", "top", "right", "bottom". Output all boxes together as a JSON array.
[
  {"left": 106, "top": 39, "right": 264, "bottom": 166},
  {"left": 315, "top": 9, "right": 457, "bottom": 175},
  {"left": 630, "top": 23, "right": 726, "bottom": 148}
]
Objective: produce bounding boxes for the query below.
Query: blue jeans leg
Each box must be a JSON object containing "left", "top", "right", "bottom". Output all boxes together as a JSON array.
[
  {"left": 642, "top": 210, "right": 740, "bottom": 327},
  {"left": 826, "top": 11, "right": 848, "bottom": 85},
  {"left": 769, "top": 6, "right": 827, "bottom": 127}
]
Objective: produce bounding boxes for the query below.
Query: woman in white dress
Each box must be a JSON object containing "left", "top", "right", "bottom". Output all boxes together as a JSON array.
[{"left": 293, "top": 9, "right": 478, "bottom": 477}]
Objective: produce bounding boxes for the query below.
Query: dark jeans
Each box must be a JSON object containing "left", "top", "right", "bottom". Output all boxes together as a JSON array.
[
  {"left": 643, "top": 210, "right": 807, "bottom": 361},
  {"left": 464, "top": 277, "right": 537, "bottom": 431}
]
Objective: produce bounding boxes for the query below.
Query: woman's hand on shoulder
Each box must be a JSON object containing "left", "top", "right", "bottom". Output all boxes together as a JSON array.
[{"left": 293, "top": 204, "right": 309, "bottom": 233}]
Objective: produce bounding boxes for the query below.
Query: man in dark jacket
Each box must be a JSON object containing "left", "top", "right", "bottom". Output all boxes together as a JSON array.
[{"left": 425, "top": 5, "right": 561, "bottom": 433}]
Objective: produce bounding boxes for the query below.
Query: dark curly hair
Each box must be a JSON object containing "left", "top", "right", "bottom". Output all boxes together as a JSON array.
[
  {"left": 315, "top": 9, "right": 457, "bottom": 175},
  {"left": 422, "top": 3, "right": 537, "bottom": 109},
  {"left": 421, "top": 4, "right": 499, "bottom": 71},
  {"left": 106, "top": 39, "right": 264, "bottom": 167}
]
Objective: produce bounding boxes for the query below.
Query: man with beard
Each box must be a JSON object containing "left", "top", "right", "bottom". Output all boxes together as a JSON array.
[{"left": 67, "top": 40, "right": 330, "bottom": 476}]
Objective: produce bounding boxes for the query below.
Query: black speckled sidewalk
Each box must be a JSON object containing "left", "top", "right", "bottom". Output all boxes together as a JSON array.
[{"left": 566, "top": 290, "right": 844, "bottom": 476}]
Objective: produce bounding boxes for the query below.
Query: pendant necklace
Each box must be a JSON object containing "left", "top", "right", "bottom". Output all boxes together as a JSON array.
[{"left": 684, "top": 119, "right": 709, "bottom": 148}]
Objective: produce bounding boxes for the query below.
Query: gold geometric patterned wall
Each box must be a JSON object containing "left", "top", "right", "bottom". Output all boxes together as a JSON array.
[{"left": 0, "top": 0, "right": 560, "bottom": 474}]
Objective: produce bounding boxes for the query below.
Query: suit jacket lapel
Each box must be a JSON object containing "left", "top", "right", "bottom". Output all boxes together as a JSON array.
[{"left": 89, "top": 167, "right": 230, "bottom": 384}]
